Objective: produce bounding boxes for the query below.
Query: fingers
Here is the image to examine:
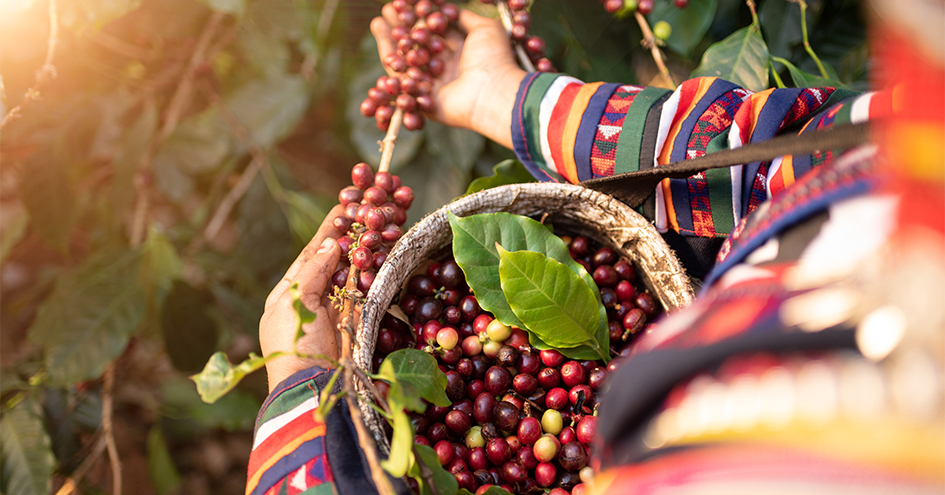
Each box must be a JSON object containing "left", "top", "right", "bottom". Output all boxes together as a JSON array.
[
  {"left": 371, "top": 16, "right": 396, "bottom": 70},
  {"left": 265, "top": 205, "right": 346, "bottom": 311},
  {"left": 295, "top": 238, "right": 342, "bottom": 307}
]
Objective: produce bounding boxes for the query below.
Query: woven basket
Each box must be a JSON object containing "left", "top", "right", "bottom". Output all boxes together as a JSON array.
[{"left": 354, "top": 182, "right": 694, "bottom": 451}]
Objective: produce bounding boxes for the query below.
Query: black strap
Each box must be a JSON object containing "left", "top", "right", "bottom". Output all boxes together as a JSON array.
[{"left": 581, "top": 122, "right": 871, "bottom": 207}]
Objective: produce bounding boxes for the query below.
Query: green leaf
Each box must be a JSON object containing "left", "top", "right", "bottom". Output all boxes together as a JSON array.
[
  {"left": 19, "top": 150, "right": 75, "bottom": 253},
  {"left": 288, "top": 282, "right": 317, "bottom": 346},
  {"left": 771, "top": 56, "right": 847, "bottom": 89},
  {"left": 378, "top": 349, "right": 449, "bottom": 408},
  {"left": 196, "top": 0, "right": 245, "bottom": 16},
  {"left": 160, "top": 281, "right": 219, "bottom": 373},
  {"left": 497, "top": 246, "right": 605, "bottom": 358},
  {"left": 226, "top": 74, "right": 310, "bottom": 151},
  {"left": 154, "top": 110, "right": 231, "bottom": 176},
  {"left": 464, "top": 160, "right": 536, "bottom": 196},
  {"left": 112, "top": 104, "right": 157, "bottom": 211},
  {"left": 0, "top": 397, "right": 54, "bottom": 495},
  {"left": 147, "top": 426, "right": 182, "bottom": 495},
  {"left": 377, "top": 360, "right": 425, "bottom": 414},
  {"left": 691, "top": 25, "right": 770, "bottom": 92},
  {"left": 647, "top": 0, "right": 719, "bottom": 57},
  {"left": 380, "top": 408, "right": 414, "bottom": 478},
  {"left": 142, "top": 227, "right": 183, "bottom": 301},
  {"left": 28, "top": 248, "right": 147, "bottom": 386},
  {"left": 409, "top": 444, "right": 458, "bottom": 495},
  {"left": 284, "top": 190, "right": 327, "bottom": 243},
  {"left": 758, "top": 0, "right": 806, "bottom": 58},
  {"left": 190, "top": 351, "right": 281, "bottom": 403}
]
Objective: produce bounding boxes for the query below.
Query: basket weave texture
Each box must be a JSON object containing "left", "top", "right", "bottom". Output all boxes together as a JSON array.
[{"left": 354, "top": 182, "right": 694, "bottom": 451}]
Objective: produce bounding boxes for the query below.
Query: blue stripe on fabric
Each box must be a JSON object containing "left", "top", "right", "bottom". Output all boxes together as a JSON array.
[
  {"left": 250, "top": 438, "right": 326, "bottom": 495},
  {"left": 511, "top": 72, "right": 548, "bottom": 180},
  {"left": 668, "top": 79, "right": 739, "bottom": 234},
  {"left": 575, "top": 83, "right": 621, "bottom": 182},
  {"left": 739, "top": 88, "right": 803, "bottom": 217}
]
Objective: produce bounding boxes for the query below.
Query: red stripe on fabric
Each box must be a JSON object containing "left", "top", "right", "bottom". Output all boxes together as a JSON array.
[
  {"left": 548, "top": 83, "right": 583, "bottom": 179},
  {"left": 248, "top": 412, "right": 324, "bottom": 478}
]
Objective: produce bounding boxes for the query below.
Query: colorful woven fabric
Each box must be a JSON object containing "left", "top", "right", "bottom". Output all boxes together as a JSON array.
[
  {"left": 247, "top": 369, "right": 336, "bottom": 495},
  {"left": 512, "top": 74, "right": 885, "bottom": 238}
]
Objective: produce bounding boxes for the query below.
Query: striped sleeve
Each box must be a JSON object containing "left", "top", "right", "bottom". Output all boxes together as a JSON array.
[
  {"left": 510, "top": 74, "right": 873, "bottom": 238},
  {"left": 246, "top": 367, "right": 336, "bottom": 495}
]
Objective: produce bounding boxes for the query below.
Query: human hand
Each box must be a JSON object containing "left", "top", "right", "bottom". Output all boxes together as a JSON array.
[
  {"left": 259, "top": 205, "right": 347, "bottom": 392},
  {"left": 371, "top": 7, "right": 527, "bottom": 148}
]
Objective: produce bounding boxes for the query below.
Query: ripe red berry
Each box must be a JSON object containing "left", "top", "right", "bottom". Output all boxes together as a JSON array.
[
  {"left": 350, "top": 247, "right": 373, "bottom": 271},
  {"left": 525, "top": 36, "right": 546, "bottom": 54},
  {"left": 675, "top": 0, "right": 689, "bottom": 8},
  {"left": 638, "top": 0, "right": 654, "bottom": 14},
  {"left": 403, "top": 111, "right": 425, "bottom": 131}
]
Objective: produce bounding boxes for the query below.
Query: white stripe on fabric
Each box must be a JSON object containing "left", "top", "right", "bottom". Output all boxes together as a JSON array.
[
  {"left": 538, "top": 76, "right": 583, "bottom": 177},
  {"left": 729, "top": 121, "right": 745, "bottom": 226},
  {"left": 652, "top": 87, "right": 682, "bottom": 233},
  {"left": 850, "top": 92, "right": 875, "bottom": 124},
  {"left": 253, "top": 396, "right": 318, "bottom": 450},
  {"left": 765, "top": 156, "right": 784, "bottom": 198}
]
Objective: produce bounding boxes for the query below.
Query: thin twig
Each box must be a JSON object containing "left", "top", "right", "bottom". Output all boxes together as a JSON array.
[
  {"left": 0, "top": 0, "right": 58, "bottom": 130},
  {"left": 352, "top": 367, "right": 393, "bottom": 416},
  {"left": 53, "top": 434, "right": 108, "bottom": 495},
  {"left": 496, "top": 1, "right": 536, "bottom": 72},
  {"left": 102, "top": 364, "right": 122, "bottom": 495},
  {"left": 337, "top": 264, "right": 397, "bottom": 495},
  {"left": 633, "top": 11, "right": 677, "bottom": 89},
  {"left": 746, "top": 0, "right": 759, "bottom": 26},
  {"left": 378, "top": 108, "right": 404, "bottom": 174},
  {"left": 129, "top": 12, "right": 227, "bottom": 247}
]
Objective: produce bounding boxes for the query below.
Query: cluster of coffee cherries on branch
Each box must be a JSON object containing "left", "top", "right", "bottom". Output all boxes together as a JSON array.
[
  {"left": 330, "top": 163, "right": 414, "bottom": 296},
  {"left": 360, "top": 0, "right": 462, "bottom": 132},
  {"left": 370, "top": 235, "right": 660, "bottom": 494},
  {"left": 479, "top": 0, "right": 555, "bottom": 73},
  {"left": 601, "top": 0, "right": 689, "bottom": 14}
]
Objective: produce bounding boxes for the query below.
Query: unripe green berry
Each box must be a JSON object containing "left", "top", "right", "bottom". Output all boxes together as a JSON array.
[{"left": 653, "top": 20, "right": 672, "bottom": 40}]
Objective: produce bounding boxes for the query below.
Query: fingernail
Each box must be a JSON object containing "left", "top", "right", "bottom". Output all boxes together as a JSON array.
[{"left": 317, "top": 238, "right": 335, "bottom": 254}]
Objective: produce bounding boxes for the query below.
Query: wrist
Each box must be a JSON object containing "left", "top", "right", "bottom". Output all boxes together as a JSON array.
[{"left": 468, "top": 65, "right": 527, "bottom": 149}]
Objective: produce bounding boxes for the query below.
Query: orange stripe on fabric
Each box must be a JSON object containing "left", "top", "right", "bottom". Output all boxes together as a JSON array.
[
  {"left": 548, "top": 83, "right": 583, "bottom": 182},
  {"left": 733, "top": 89, "right": 774, "bottom": 145},
  {"left": 777, "top": 154, "right": 795, "bottom": 193},
  {"left": 560, "top": 82, "right": 605, "bottom": 184},
  {"left": 248, "top": 414, "right": 323, "bottom": 475},
  {"left": 658, "top": 78, "right": 716, "bottom": 231},
  {"left": 246, "top": 424, "right": 326, "bottom": 493}
]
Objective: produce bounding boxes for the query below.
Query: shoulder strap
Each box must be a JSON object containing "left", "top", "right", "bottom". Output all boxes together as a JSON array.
[{"left": 580, "top": 122, "right": 870, "bottom": 207}]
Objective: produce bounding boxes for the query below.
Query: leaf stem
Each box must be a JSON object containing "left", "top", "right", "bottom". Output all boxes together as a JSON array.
[
  {"left": 746, "top": 0, "right": 759, "bottom": 27},
  {"left": 770, "top": 61, "right": 787, "bottom": 88},
  {"left": 795, "top": 0, "right": 829, "bottom": 78},
  {"left": 102, "top": 363, "right": 123, "bottom": 495},
  {"left": 633, "top": 11, "right": 677, "bottom": 89}
]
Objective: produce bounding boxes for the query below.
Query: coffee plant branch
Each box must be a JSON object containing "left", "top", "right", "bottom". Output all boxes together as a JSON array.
[
  {"left": 129, "top": 12, "right": 229, "bottom": 247},
  {"left": 0, "top": 0, "right": 58, "bottom": 130},
  {"left": 634, "top": 11, "right": 677, "bottom": 89},
  {"left": 497, "top": 1, "right": 537, "bottom": 72},
  {"left": 53, "top": 434, "right": 107, "bottom": 495}
]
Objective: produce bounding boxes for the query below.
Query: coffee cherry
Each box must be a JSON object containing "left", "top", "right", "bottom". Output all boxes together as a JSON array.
[
  {"left": 588, "top": 366, "right": 607, "bottom": 390},
  {"left": 623, "top": 307, "right": 646, "bottom": 334},
  {"left": 604, "top": 0, "right": 623, "bottom": 13},
  {"left": 675, "top": 0, "right": 688, "bottom": 8},
  {"left": 403, "top": 111, "right": 425, "bottom": 131},
  {"left": 558, "top": 441, "right": 589, "bottom": 471},
  {"left": 465, "top": 426, "right": 485, "bottom": 449},
  {"left": 485, "top": 366, "right": 512, "bottom": 395},
  {"left": 560, "top": 361, "right": 587, "bottom": 388},
  {"left": 541, "top": 409, "right": 564, "bottom": 435},
  {"left": 653, "top": 20, "right": 672, "bottom": 41},
  {"left": 446, "top": 410, "right": 472, "bottom": 434},
  {"left": 486, "top": 319, "right": 512, "bottom": 342},
  {"left": 350, "top": 247, "right": 373, "bottom": 271},
  {"left": 496, "top": 345, "right": 518, "bottom": 367},
  {"left": 592, "top": 265, "right": 618, "bottom": 287},
  {"left": 517, "top": 417, "right": 542, "bottom": 446},
  {"left": 494, "top": 402, "right": 521, "bottom": 432},
  {"left": 569, "top": 384, "right": 593, "bottom": 406},
  {"left": 545, "top": 388, "right": 568, "bottom": 411},
  {"left": 533, "top": 435, "right": 559, "bottom": 462},
  {"left": 575, "top": 416, "right": 598, "bottom": 444},
  {"left": 512, "top": 373, "right": 538, "bottom": 395},
  {"left": 537, "top": 367, "right": 561, "bottom": 389},
  {"left": 539, "top": 349, "right": 565, "bottom": 368},
  {"left": 525, "top": 36, "right": 546, "bottom": 54},
  {"left": 535, "top": 461, "right": 557, "bottom": 487},
  {"left": 501, "top": 461, "right": 527, "bottom": 484},
  {"left": 637, "top": 0, "right": 653, "bottom": 14},
  {"left": 485, "top": 438, "right": 512, "bottom": 465}
]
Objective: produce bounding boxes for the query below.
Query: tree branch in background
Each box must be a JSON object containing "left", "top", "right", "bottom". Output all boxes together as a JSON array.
[
  {"left": 53, "top": 434, "right": 107, "bottom": 495},
  {"left": 129, "top": 12, "right": 228, "bottom": 247},
  {"left": 0, "top": 0, "right": 59, "bottom": 130},
  {"left": 102, "top": 363, "right": 122, "bottom": 495},
  {"left": 634, "top": 11, "right": 677, "bottom": 89}
]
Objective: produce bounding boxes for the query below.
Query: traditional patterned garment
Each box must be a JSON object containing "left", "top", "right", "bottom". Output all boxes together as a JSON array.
[{"left": 510, "top": 73, "right": 895, "bottom": 237}]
